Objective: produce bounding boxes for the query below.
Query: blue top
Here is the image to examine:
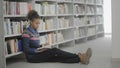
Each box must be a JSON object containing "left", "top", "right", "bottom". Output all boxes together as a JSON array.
[{"left": 22, "top": 26, "right": 43, "bottom": 60}]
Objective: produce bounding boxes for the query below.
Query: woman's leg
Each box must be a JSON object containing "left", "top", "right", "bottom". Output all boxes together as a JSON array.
[{"left": 29, "top": 48, "right": 80, "bottom": 63}]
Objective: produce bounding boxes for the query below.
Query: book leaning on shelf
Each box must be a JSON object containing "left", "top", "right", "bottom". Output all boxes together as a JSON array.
[
  {"left": 74, "top": 17, "right": 85, "bottom": 26},
  {"left": 86, "top": 0, "right": 95, "bottom": 4},
  {"left": 87, "top": 16, "right": 96, "bottom": 25},
  {"left": 5, "top": 39, "right": 22, "bottom": 55},
  {"left": 37, "top": 18, "right": 55, "bottom": 31},
  {"left": 74, "top": 4, "right": 85, "bottom": 14},
  {"left": 4, "top": 19, "right": 29, "bottom": 36},
  {"left": 39, "top": 32, "right": 57, "bottom": 48},
  {"left": 74, "top": 28, "right": 85, "bottom": 38},
  {"left": 58, "top": 3, "right": 69, "bottom": 14},
  {"left": 87, "top": 27, "right": 96, "bottom": 36},
  {"left": 96, "top": 16, "right": 103, "bottom": 24},
  {"left": 87, "top": 6, "right": 95, "bottom": 14},
  {"left": 57, "top": 31, "right": 64, "bottom": 42},
  {"left": 35, "top": 2, "right": 55, "bottom": 15},
  {"left": 4, "top": 1, "right": 31, "bottom": 15},
  {"left": 58, "top": 17, "right": 70, "bottom": 28}
]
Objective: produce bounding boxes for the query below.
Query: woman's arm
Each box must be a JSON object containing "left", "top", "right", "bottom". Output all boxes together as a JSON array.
[{"left": 22, "top": 34, "right": 38, "bottom": 54}]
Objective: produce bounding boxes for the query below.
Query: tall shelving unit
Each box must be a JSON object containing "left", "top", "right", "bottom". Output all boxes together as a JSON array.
[{"left": 0, "top": 0, "right": 104, "bottom": 68}]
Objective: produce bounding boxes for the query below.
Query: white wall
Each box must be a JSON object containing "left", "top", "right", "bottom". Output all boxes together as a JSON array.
[
  {"left": 103, "top": 0, "right": 111, "bottom": 34},
  {"left": 112, "top": 0, "right": 120, "bottom": 59}
]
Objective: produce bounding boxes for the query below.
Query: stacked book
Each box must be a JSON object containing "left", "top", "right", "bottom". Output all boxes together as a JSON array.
[
  {"left": 86, "top": 6, "right": 95, "bottom": 14},
  {"left": 96, "top": 6, "right": 103, "bottom": 14},
  {"left": 38, "top": 18, "right": 55, "bottom": 32},
  {"left": 5, "top": 39, "right": 22, "bottom": 55},
  {"left": 87, "top": 27, "right": 96, "bottom": 36},
  {"left": 74, "top": 17, "right": 85, "bottom": 26},
  {"left": 96, "top": 16, "right": 103, "bottom": 24},
  {"left": 4, "top": 1, "right": 31, "bottom": 15},
  {"left": 58, "top": 17, "right": 70, "bottom": 28},
  {"left": 4, "top": 19, "right": 29, "bottom": 36},
  {"left": 39, "top": 32, "right": 57, "bottom": 47},
  {"left": 74, "top": 28, "right": 79, "bottom": 38},
  {"left": 96, "top": 0, "right": 103, "bottom": 4},
  {"left": 87, "top": 16, "right": 96, "bottom": 25},
  {"left": 74, "top": 28, "right": 85, "bottom": 38},
  {"left": 74, "top": 5, "right": 85, "bottom": 14},
  {"left": 86, "top": 0, "right": 95, "bottom": 4},
  {"left": 35, "top": 2, "right": 56, "bottom": 15},
  {"left": 58, "top": 4, "right": 69, "bottom": 14},
  {"left": 57, "top": 31, "right": 64, "bottom": 42},
  {"left": 96, "top": 25, "right": 103, "bottom": 32}
]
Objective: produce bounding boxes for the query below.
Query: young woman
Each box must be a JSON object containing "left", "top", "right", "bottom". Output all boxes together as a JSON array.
[{"left": 22, "top": 10, "right": 92, "bottom": 64}]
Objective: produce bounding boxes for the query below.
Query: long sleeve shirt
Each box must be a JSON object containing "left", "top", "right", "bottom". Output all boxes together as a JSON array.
[{"left": 22, "top": 26, "right": 42, "bottom": 59}]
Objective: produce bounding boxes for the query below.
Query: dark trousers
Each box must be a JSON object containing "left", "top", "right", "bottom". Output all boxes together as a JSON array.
[{"left": 27, "top": 48, "right": 80, "bottom": 63}]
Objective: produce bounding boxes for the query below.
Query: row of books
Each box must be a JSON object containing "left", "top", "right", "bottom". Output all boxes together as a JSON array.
[
  {"left": 38, "top": 18, "right": 56, "bottom": 31},
  {"left": 96, "top": 25, "right": 103, "bottom": 32},
  {"left": 58, "top": 17, "right": 71, "bottom": 28},
  {"left": 96, "top": 7, "right": 103, "bottom": 14},
  {"left": 58, "top": 4, "right": 70, "bottom": 14},
  {"left": 4, "top": 19, "right": 29, "bottom": 36},
  {"left": 74, "top": 5, "right": 85, "bottom": 14},
  {"left": 86, "top": 0, "right": 95, "bottom": 4},
  {"left": 39, "top": 32, "right": 57, "bottom": 46},
  {"left": 87, "top": 27, "right": 96, "bottom": 36},
  {"left": 96, "top": 0, "right": 103, "bottom": 4},
  {"left": 4, "top": 1, "right": 31, "bottom": 15},
  {"left": 35, "top": 2, "right": 56, "bottom": 15},
  {"left": 74, "top": 17, "right": 85, "bottom": 26},
  {"left": 74, "top": 28, "right": 85, "bottom": 38},
  {"left": 57, "top": 31, "right": 64, "bottom": 42},
  {"left": 87, "top": 16, "right": 96, "bottom": 25},
  {"left": 74, "top": 0, "right": 85, "bottom": 3},
  {"left": 86, "top": 6, "right": 95, "bottom": 14},
  {"left": 4, "top": 39, "right": 22, "bottom": 55},
  {"left": 96, "top": 16, "right": 103, "bottom": 23}
]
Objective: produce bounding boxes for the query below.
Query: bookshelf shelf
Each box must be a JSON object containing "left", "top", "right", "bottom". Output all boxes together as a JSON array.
[
  {"left": 58, "top": 27, "right": 74, "bottom": 31},
  {"left": 96, "top": 23, "right": 103, "bottom": 25},
  {"left": 87, "top": 24, "right": 96, "bottom": 27},
  {"left": 73, "top": 2, "right": 85, "bottom": 4},
  {"left": 58, "top": 14, "right": 73, "bottom": 16},
  {"left": 5, "top": 52, "right": 23, "bottom": 58},
  {"left": 40, "top": 15, "right": 56, "bottom": 17},
  {"left": 96, "top": 4, "right": 103, "bottom": 6},
  {"left": 38, "top": 29, "right": 57, "bottom": 33},
  {"left": 74, "top": 14, "right": 85, "bottom": 16},
  {"left": 86, "top": 3, "right": 96, "bottom": 6},
  {"left": 86, "top": 14, "right": 96, "bottom": 16},
  {"left": 57, "top": 1, "right": 73, "bottom": 3},
  {"left": 4, "top": 34, "right": 22, "bottom": 38},
  {"left": 97, "top": 31, "right": 104, "bottom": 34},
  {"left": 75, "top": 36, "right": 86, "bottom": 40},
  {"left": 87, "top": 34, "right": 96, "bottom": 37},
  {"left": 4, "top": 15, "right": 26, "bottom": 18},
  {"left": 57, "top": 39, "right": 74, "bottom": 44}
]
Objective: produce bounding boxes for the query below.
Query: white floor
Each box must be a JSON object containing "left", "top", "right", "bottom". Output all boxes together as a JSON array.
[{"left": 7, "top": 36, "right": 119, "bottom": 68}]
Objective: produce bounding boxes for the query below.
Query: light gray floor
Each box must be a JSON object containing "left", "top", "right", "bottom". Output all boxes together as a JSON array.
[{"left": 7, "top": 36, "right": 120, "bottom": 68}]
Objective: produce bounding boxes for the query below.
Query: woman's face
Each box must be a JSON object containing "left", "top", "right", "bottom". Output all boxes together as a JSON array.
[{"left": 30, "top": 18, "right": 40, "bottom": 29}]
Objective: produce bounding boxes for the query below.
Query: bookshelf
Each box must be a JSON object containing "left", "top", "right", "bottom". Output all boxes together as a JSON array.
[{"left": 0, "top": 0, "right": 104, "bottom": 68}]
